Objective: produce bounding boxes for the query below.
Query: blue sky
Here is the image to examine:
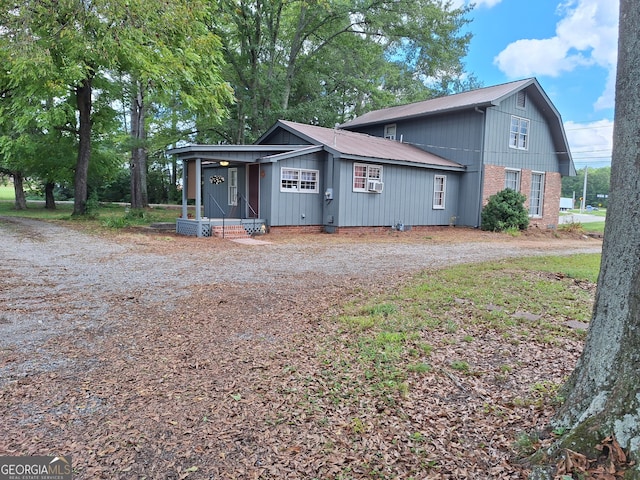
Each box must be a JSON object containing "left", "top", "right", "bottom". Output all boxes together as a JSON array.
[{"left": 459, "top": 0, "right": 618, "bottom": 169}]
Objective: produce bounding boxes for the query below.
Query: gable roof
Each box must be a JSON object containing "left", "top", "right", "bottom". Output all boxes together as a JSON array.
[
  {"left": 341, "top": 79, "right": 535, "bottom": 128},
  {"left": 259, "top": 120, "right": 465, "bottom": 171},
  {"left": 341, "top": 78, "right": 575, "bottom": 176}
]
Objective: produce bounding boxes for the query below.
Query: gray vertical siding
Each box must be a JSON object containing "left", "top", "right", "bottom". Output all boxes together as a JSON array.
[
  {"left": 336, "top": 160, "right": 460, "bottom": 227},
  {"left": 484, "top": 91, "right": 561, "bottom": 172},
  {"left": 352, "top": 111, "right": 484, "bottom": 168},
  {"left": 267, "top": 152, "right": 325, "bottom": 227},
  {"left": 349, "top": 111, "right": 482, "bottom": 227}
]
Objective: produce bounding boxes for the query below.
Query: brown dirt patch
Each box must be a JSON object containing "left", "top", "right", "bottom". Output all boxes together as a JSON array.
[{"left": 0, "top": 218, "right": 601, "bottom": 478}]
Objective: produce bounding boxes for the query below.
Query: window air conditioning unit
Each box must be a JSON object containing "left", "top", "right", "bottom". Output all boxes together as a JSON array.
[{"left": 367, "top": 180, "right": 384, "bottom": 193}]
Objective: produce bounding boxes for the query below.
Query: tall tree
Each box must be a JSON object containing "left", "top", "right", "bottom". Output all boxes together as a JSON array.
[
  {"left": 541, "top": 0, "right": 640, "bottom": 475},
  {"left": 210, "top": 0, "right": 472, "bottom": 144},
  {"left": 2, "top": 0, "right": 232, "bottom": 213}
]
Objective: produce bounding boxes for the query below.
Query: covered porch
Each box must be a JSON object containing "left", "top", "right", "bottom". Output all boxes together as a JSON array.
[
  {"left": 168, "top": 145, "right": 299, "bottom": 237},
  {"left": 175, "top": 217, "right": 266, "bottom": 238}
]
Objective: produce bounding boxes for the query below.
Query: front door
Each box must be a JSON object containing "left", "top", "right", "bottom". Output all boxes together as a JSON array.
[{"left": 247, "top": 164, "right": 260, "bottom": 218}]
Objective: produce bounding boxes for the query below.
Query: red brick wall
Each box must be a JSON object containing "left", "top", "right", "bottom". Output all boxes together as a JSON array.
[
  {"left": 482, "top": 165, "right": 561, "bottom": 229},
  {"left": 267, "top": 225, "right": 325, "bottom": 235},
  {"left": 482, "top": 164, "right": 507, "bottom": 205},
  {"left": 535, "top": 171, "right": 561, "bottom": 229}
]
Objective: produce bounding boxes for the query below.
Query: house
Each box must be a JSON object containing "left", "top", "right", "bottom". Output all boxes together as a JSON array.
[{"left": 168, "top": 78, "right": 575, "bottom": 237}]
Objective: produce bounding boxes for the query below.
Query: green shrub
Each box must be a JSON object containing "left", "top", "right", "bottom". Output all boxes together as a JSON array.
[{"left": 481, "top": 188, "right": 529, "bottom": 232}]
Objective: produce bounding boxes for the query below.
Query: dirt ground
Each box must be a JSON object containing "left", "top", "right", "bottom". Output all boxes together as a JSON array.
[{"left": 0, "top": 218, "right": 602, "bottom": 479}]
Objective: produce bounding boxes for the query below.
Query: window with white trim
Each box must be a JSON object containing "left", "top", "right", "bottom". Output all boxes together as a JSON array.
[
  {"left": 433, "top": 175, "right": 446, "bottom": 209},
  {"left": 228, "top": 168, "right": 238, "bottom": 206},
  {"left": 353, "top": 163, "right": 383, "bottom": 192},
  {"left": 384, "top": 124, "right": 396, "bottom": 140},
  {"left": 529, "top": 172, "right": 544, "bottom": 217},
  {"left": 509, "top": 116, "right": 529, "bottom": 150},
  {"left": 280, "top": 168, "right": 319, "bottom": 193},
  {"left": 505, "top": 169, "right": 521, "bottom": 192}
]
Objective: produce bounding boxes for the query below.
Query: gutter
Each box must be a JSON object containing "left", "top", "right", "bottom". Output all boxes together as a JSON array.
[{"left": 475, "top": 107, "right": 486, "bottom": 228}]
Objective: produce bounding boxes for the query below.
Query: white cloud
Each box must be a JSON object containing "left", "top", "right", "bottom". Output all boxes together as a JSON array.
[
  {"left": 565, "top": 119, "right": 613, "bottom": 166},
  {"left": 494, "top": 0, "right": 619, "bottom": 110},
  {"left": 472, "top": 0, "right": 503, "bottom": 7}
]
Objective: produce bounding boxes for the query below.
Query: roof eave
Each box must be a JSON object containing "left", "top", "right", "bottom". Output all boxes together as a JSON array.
[
  {"left": 337, "top": 153, "right": 466, "bottom": 172},
  {"left": 341, "top": 101, "right": 497, "bottom": 129}
]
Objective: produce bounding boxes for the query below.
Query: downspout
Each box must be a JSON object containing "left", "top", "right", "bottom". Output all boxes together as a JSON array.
[
  {"left": 324, "top": 153, "right": 336, "bottom": 233},
  {"left": 475, "top": 107, "right": 486, "bottom": 228}
]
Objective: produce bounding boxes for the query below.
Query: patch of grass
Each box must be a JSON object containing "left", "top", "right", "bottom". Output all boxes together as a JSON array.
[
  {"left": 504, "top": 226, "right": 521, "bottom": 237},
  {"left": 0, "top": 185, "right": 14, "bottom": 201},
  {"left": 514, "top": 431, "right": 540, "bottom": 456},
  {"left": 330, "top": 253, "right": 599, "bottom": 406},
  {"left": 0, "top": 200, "right": 181, "bottom": 228},
  {"left": 582, "top": 221, "right": 606, "bottom": 234},
  {"left": 450, "top": 360, "right": 470, "bottom": 373},
  {"left": 363, "top": 303, "right": 398, "bottom": 317},
  {"left": 406, "top": 363, "right": 431, "bottom": 374}
]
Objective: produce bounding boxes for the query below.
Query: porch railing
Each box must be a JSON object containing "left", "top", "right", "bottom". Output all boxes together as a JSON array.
[
  {"left": 207, "top": 193, "right": 227, "bottom": 238},
  {"left": 237, "top": 193, "right": 259, "bottom": 234}
]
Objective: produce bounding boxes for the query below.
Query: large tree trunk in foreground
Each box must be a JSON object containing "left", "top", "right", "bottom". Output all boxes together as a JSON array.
[
  {"left": 73, "top": 77, "right": 92, "bottom": 216},
  {"left": 542, "top": 1, "right": 640, "bottom": 476},
  {"left": 12, "top": 172, "right": 27, "bottom": 210}
]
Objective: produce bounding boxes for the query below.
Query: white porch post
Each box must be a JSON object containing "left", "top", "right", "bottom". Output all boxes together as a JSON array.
[
  {"left": 181, "top": 159, "right": 188, "bottom": 219},
  {"left": 195, "top": 157, "right": 202, "bottom": 237}
]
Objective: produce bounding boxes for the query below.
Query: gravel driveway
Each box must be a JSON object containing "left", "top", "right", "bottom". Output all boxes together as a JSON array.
[
  {"left": 0, "top": 216, "right": 603, "bottom": 477},
  {"left": 1, "top": 216, "right": 600, "bottom": 362}
]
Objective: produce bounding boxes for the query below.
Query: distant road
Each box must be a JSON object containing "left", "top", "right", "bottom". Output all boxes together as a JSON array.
[{"left": 559, "top": 213, "right": 605, "bottom": 224}]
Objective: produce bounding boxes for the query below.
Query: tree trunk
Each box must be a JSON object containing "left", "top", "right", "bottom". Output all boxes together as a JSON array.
[
  {"left": 73, "top": 76, "right": 92, "bottom": 216},
  {"left": 543, "top": 0, "right": 640, "bottom": 474},
  {"left": 130, "top": 80, "right": 148, "bottom": 209},
  {"left": 44, "top": 182, "right": 56, "bottom": 209},
  {"left": 12, "top": 172, "right": 27, "bottom": 210}
]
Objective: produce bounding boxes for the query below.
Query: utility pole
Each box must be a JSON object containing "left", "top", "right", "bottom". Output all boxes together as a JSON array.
[{"left": 580, "top": 166, "right": 588, "bottom": 212}]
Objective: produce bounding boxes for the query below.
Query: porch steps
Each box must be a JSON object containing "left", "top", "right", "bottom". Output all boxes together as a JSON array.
[{"left": 211, "top": 224, "right": 250, "bottom": 239}]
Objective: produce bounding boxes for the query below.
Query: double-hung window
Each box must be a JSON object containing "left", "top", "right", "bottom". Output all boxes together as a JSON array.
[
  {"left": 433, "top": 175, "right": 446, "bottom": 209},
  {"left": 280, "top": 168, "right": 319, "bottom": 193},
  {"left": 228, "top": 168, "right": 238, "bottom": 206},
  {"left": 505, "top": 169, "right": 521, "bottom": 192},
  {"left": 529, "top": 172, "right": 544, "bottom": 217},
  {"left": 509, "top": 116, "right": 530, "bottom": 150},
  {"left": 353, "top": 163, "right": 383, "bottom": 192}
]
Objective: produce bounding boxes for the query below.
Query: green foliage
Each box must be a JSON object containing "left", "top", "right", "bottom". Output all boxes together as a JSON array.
[
  {"left": 1, "top": 0, "right": 233, "bottom": 213},
  {"left": 562, "top": 167, "right": 611, "bottom": 207},
  {"left": 481, "top": 188, "right": 530, "bottom": 232},
  {"left": 84, "top": 191, "right": 101, "bottom": 218},
  {"left": 210, "top": 0, "right": 474, "bottom": 143}
]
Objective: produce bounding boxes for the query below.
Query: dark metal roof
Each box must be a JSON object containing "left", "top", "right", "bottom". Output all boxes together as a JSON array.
[{"left": 275, "top": 120, "right": 464, "bottom": 170}]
